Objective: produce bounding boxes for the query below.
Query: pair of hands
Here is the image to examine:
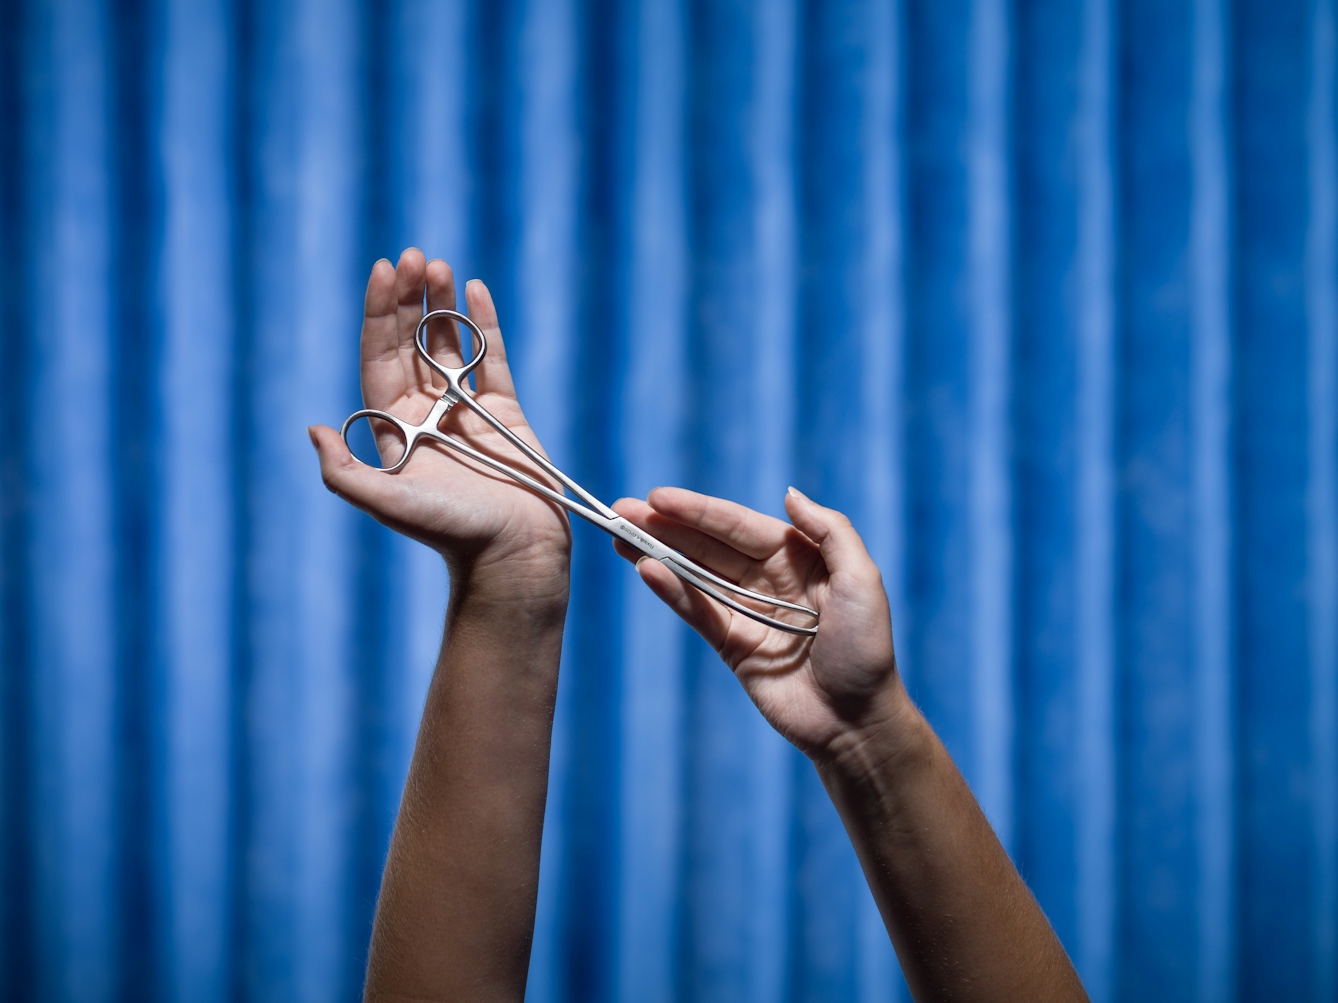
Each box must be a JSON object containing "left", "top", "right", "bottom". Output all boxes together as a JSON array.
[{"left": 310, "top": 250, "right": 907, "bottom": 764}]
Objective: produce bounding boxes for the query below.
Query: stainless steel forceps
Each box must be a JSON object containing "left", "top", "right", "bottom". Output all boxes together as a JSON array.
[{"left": 341, "top": 308, "right": 819, "bottom": 636}]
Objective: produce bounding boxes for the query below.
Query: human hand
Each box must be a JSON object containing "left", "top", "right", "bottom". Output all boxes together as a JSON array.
[
  {"left": 611, "top": 487, "right": 913, "bottom": 764},
  {"left": 310, "top": 250, "right": 570, "bottom": 591}
]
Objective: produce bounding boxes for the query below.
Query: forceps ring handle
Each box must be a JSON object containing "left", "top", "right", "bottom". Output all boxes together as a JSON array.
[
  {"left": 339, "top": 308, "right": 484, "bottom": 471},
  {"left": 340, "top": 408, "right": 425, "bottom": 474},
  {"left": 416, "top": 309, "right": 486, "bottom": 388}
]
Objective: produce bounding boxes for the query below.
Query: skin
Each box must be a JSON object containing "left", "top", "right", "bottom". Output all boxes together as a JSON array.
[
  {"left": 313, "top": 249, "right": 1088, "bottom": 1002},
  {"left": 311, "top": 250, "right": 570, "bottom": 1002},
  {"left": 609, "top": 490, "right": 1090, "bottom": 1002}
]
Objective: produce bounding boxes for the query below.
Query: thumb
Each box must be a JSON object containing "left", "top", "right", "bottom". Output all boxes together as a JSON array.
[
  {"left": 308, "top": 424, "right": 398, "bottom": 513},
  {"left": 783, "top": 487, "right": 874, "bottom": 579}
]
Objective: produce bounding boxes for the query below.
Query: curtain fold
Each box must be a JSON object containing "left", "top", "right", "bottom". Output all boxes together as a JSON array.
[{"left": 3, "top": 0, "right": 1336, "bottom": 1000}]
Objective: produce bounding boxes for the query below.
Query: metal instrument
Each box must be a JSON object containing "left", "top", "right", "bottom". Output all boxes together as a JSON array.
[{"left": 341, "top": 309, "right": 819, "bottom": 636}]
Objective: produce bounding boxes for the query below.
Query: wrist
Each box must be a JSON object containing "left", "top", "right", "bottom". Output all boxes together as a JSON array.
[
  {"left": 812, "top": 681, "right": 933, "bottom": 789},
  {"left": 446, "top": 533, "right": 571, "bottom": 621}
]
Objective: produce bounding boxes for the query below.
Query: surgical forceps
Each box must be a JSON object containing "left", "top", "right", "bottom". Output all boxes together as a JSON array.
[{"left": 341, "top": 309, "right": 819, "bottom": 636}]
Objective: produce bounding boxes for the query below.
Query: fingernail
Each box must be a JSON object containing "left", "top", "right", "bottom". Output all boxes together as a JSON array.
[
  {"left": 635, "top": 556, "right": 648, "bottom": 569},
  {"left": 787, "top": 485, "right": 810, "bottom": 502},
  {"left": 307, "top": 427, "right": 320, "bottom": 451}
]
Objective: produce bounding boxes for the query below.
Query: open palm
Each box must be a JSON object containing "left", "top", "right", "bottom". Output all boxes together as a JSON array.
[
  {"left": 611, "top": 487, "right": 900, "bottom": 759},
  {"left": 311, "top": 251, "right": 570, "bottom": 566}
]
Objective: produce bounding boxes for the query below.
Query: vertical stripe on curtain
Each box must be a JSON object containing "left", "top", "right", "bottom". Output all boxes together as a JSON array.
[{"left": 3, "top": 1, "right": 1338, "bottom": 1002}]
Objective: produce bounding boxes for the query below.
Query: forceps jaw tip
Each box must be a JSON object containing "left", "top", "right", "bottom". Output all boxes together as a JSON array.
[{"left": 654, "top": 556, "right": 820, "bottom": 636}]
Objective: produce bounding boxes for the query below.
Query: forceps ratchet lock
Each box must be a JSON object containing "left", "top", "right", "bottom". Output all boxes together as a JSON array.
[{"left": 341, "top": 309, "right": 820, "bottom": 636}]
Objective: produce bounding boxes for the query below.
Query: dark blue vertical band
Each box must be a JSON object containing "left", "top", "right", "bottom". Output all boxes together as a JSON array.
[
  {"left": 794, "top": 1, "right": 903, "bottom": 999},
  {"left": 1117, "top": 1, "right": 1197, "bottom": 997},
  {"left": 904, "top": 0, "right": 978, "bottom": 805},
  {"left": 0, "top": 0, "right": 32, "bottom": 995},
  {"left": 1013, "top": 0, "right": 1085, "bottom": 957},
  {"left": 1234, "top": 0, "right": 1313, "bottom": 997}
]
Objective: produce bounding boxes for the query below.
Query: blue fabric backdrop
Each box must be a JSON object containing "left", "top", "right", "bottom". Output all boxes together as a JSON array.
[{"left": 2, "top": 0, "right": 1336, "bottom": 1000}]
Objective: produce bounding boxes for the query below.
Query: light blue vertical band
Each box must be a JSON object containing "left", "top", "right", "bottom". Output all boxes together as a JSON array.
[
  {"left": 967, "top": 0, "right": 1014, "bottom": 848},
  {"left": 156, "top": 0, "right": 237, "bottom": 997},
  {"left": 1188, "top": 0, "right": 1235, "bottom": 1000},
  {"left": 748, "top": 1, "right": 798, "bottom": 1000},
  {"left": 290, "top": 1, "right": 364, "bottom": 998},
  {"left": 1308, "top": 1, "right": 1338, "bottom": 998},
  {"left": 1074, "top": 0, "right": 1117, "bottom": 998},
  {"left": 243, "top": 0, "right": 366, "bottom": 996},
  {"left": 683, "top": 4, "right": 771, "bottom": 999},
  {"left": 25, "top": 0, "right": 118, "bottom": 999},
  {"left": 615, "top": 2, "right": 688, "bottom": 996},
  {"left": 511, "top": 0, "right": 585, "bottom": 998},
  {"left": 854, "top": 0, "right": 905, "bottom": 998}
]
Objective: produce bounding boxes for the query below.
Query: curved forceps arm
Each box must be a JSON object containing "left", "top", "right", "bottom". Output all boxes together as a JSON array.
[
  {"left": 442, "top": 372, "right": 821, "bottom": 636},
  {"left": 406, "top": 405, "right": 821, "bottom": 636},
  {"left": 398, "top": 401, "right": 824, "bottom": 636},
  {"left": 662, "top": 558, "right": 818, "bottom": 637},
  {"left": 598, "top": 513, "right": 818, "bottom": 636},
  {"left": 416, "top": 309, "right": 616, "bottom": 520},
  {"left": 408, "top": 309, "right": 821, "bottom": 635}
]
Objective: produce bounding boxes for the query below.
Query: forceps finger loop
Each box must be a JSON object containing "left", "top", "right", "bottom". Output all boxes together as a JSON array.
[
  {"left": 415, "top": 309, "right": 487, "bottom": 388},
  {"left": 341, "top": 408, "right": 419, "bottom": 473}
]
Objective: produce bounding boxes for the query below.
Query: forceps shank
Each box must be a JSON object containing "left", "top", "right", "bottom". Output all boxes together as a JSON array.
[
  {"left": 342, "top": 308, "right": 819, "bottom": 636},
  {"left": 392, "top": 412, "right": 817, "bottom": 636}
]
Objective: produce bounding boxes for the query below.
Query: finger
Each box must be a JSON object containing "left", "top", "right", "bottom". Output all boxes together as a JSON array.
[
  {"left": 359, "top": 258, "right": 403, "bottom": 410},
  {"left": 461, "top": 279, "right": 519, "bottom": 399},
  {"left": 645, "top": 486, "right": 794, "bottom": 561},
  {"left": 783, "top": 486, "right": 875, "bottom": 579},
  {"left": 393, "top": 249, "right": 449, "bottom": 392},
  {"left": 612, "top": 538, "right": 641, "bottom": 564},
  {"left": 635, "top": 556, "right": 732, "bottom": 654},
  {"left": 420, "top": 258, "right": 464, "bottom": 380},
  {"left": 612, "top": 496, "right": 754, "bottom": 581}
]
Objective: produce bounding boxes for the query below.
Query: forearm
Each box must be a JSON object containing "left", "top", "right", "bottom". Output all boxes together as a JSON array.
[
  {"left": 364, "top": 553, "right": 569, "bottom": 1002},
  {"left": 816, "top": 687, "right": 1087, "bottom": 1003}
]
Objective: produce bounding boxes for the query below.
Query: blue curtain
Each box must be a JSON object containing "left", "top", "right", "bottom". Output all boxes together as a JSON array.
[{"left": 2, "top": 0, "right": 1336, "bottom": 1000}]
